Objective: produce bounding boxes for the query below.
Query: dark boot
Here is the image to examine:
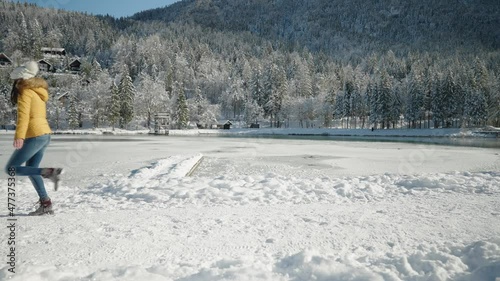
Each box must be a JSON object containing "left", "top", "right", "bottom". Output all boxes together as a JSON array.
[
  {"left": 29, "top": 198, "right": 54, "bottom": 216},
  {"left": 41, "top": 168, "right": 63, "bottom": 191}
]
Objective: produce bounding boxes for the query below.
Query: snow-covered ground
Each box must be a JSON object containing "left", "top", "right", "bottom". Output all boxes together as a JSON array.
[{"left": 0, "top": 134, "right": 499, "bottom": 281}]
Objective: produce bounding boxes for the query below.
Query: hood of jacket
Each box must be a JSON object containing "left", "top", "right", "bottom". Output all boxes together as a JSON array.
[{"left": 17, "top": 77, "right": 49, "bottom": 102}]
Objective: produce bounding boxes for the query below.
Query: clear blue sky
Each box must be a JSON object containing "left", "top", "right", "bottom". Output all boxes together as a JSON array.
[{"left": 13, "top": 0, "right": 180, "bottom": 18}]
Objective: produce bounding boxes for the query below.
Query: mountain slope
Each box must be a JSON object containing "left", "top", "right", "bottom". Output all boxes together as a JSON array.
[{"left": 132, "top": 0, "right": 500, "bottom": 54}]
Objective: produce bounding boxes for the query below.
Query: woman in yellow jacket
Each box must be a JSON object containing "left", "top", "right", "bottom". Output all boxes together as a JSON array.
[{"left": 4, "top": 61, "right": 62, "bottom": 216}]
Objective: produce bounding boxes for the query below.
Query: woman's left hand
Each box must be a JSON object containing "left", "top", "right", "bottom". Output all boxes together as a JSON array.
[{"left": 13, "top": 139, "right": 24, "bottom": 149}]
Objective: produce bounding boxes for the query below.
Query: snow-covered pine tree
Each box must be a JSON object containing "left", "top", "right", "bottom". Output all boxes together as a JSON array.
[
  {"left": 322, "top": 86, "right": 336, "bottom": 128},
  {"left": 405, "top": 69, "right": 425, "bottom": 128},
  {"left": 241, "top": 60, "right": 253, "bottom": 92},
  {"left": 85, "top": 29, "right": 97, "bottom": 59},
  {"left": 473, "top": 58, "right": 489, "bottom": 94},
  {"left": 422, "top": 71, "right": 435, "bottom": 129},
  {"left": 174, "top": 81, "right": 189, "bottom": 129},
  {"left": 251, "top": 66, "right": 264, "bottom": 109},
  {"left": 262, "top": 63, "right": 274, "bottom": 118},
  {"left": 334, "top": 91, "right": 345, "bottom": 127},
  {"left": 439, "top": 71, "right": 459, "bottom": 128},
  {"left": 342, "top": 79, "right": 354, "bottom": 128},
  {"left": 263, "top": 63, "right": 287, "bottom": 127},
  {"left": 321, "top": 72, "right": 341, "bottom": 128},
  {"left": 164, "top": 60, "right": 175, "bottom": 98},
  {"left": 391, "top": 82, "right": 404, "bottom": 129},
  {"left": 31, "top": 19, "right": 44, "bottom": 60},
  {"left": 193, "top": 85, "right": 204, "bottom": 125},
  {"left": 431, "top": 73, "right": 445, "bottom": 128},
  {"left": 360, "top": 86, "right": 370, "bottom": 129},
  {"left": 464, "top": 89, "right": 487, "bottom": 127},
  {"left": 464, "top": 73, "right": 488, "bottom": 127},
  {"left": 487, "top": 74, "right": 500, "bottom": 127},
  {"left": 0, "top": 86, "right": 11, "bottom": 129},
  {"left": 472, "top": 59, "right": 496, "bottom": 127},
  {"left": 456, "top": 75, "right": 468, "bottom": 128},
  {"left": 297, "top": 60, "right": 312, "bottom": 98},
  {"left": 67, "top": 94, "right": 79, "bottom": 130},
  {"left": 19, "top": 12, "right": 32, "bottom": 58},
  {"left": 377, "top": 71, "right": 393, "bottom": 129},
  {"left": 108, "top": 82, "right": 120, "bottom": 130},
  {"left": 350, "top": 88, "right": 363, "bottom": 129},
  {"left": 365, "top": 81, "right": 377, "bottom": 128},
  {"left": 89, "top": 59, "right": 103, "bottom": 81},
  {"left": 271, "top": 66, "right": 288, "bottom": 127},
  {"left": 191, "top": 84, "right": 218, "bottom": 128},
  {"left": 367, "top": 82, "right": 378, "bottom": 128},
  {"left": 489, "top": 89, "right": 500, "bottom": 127},
  {"left": 118, "top": 66, "right": 135, "bottom": 129},
  {"left": 46, "top": 93, "right": 62, "bottom": 131},
  {"left": 244, "top": 94, "right": 263, "bottom": 126}
]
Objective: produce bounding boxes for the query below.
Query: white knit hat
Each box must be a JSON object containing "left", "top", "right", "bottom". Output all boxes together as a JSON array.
[{"left": 10, "top": 61, "right": 39, "bottom": 80}]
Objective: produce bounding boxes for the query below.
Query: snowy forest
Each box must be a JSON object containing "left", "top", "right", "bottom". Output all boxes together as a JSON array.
[{"left": 0, "top": 0, "right": 499, "bottom": 130}]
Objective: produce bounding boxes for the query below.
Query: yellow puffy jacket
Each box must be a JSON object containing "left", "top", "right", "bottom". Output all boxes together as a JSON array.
[{"left": 15, "top": 77, "right": 52, "bottom": 139}]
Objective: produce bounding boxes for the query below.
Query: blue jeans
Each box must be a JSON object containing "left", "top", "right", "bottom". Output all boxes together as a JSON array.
[{"left": 4, "top": 134, "right": 51, "bottom": 200}]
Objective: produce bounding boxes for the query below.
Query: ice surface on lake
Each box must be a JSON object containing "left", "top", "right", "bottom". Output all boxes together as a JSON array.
[{"left": 0, "top": 134, "right": 498, "bottom": 281}]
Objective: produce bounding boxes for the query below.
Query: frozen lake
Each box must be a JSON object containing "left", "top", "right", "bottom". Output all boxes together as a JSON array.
[
  {"left": 218, "top": 134, "right": 500, "bottom": 148},
  {"left": 2, "top": 134, "right": 498, "bottom": 181},
  {"left": 0, "top": 133, "right": 499, "bottom": 281}
]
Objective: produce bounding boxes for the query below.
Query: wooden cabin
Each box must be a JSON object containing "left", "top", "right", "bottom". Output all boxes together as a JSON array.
[
  {"left": 69, "top": 59, "right": 82, "bottom": 72},
  {"left": 216, "top": 120, "right": 232, "bottom": 129},
  {"left": 41, "top": 47, "right": 66, "bottom": 58},
  {"left": 38, "top": 59, "right": 53, "bottom": 72}
]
